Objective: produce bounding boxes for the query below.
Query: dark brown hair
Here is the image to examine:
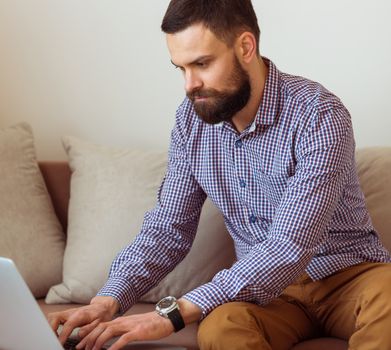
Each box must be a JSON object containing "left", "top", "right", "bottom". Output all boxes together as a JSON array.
[{"left": 161, "top": 0, "right": 260, "bottom": 55}]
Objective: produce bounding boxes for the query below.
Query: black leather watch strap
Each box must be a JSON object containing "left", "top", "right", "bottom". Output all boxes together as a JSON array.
[{"left": 168, "top": 307, "right": 185, "bottom": 332}]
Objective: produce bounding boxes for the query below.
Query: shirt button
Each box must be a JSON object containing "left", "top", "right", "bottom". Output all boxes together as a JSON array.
[
  {"left": 235, "top": 140, "right": 243, "bottom": 148},
  {"left": 249, "top": 215, "right": 257, "bottom": 223},
  {"left": 239, "top": 179, "right": 246, "bottom": 188}
]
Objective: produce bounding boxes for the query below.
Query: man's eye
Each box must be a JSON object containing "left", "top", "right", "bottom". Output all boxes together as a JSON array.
[{"left": 196, "top": 62, "right": 207, "bottom": 68}]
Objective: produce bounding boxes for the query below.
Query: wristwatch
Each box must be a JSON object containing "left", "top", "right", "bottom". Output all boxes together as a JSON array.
[{"left": 155, "top": 296, "right": 185, "bottom": 332}]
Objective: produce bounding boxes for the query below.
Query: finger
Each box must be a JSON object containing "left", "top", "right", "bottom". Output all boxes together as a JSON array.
[
  {"left": 76, "top": 324, "right": 106, "bottom": 350},
  {"left": 58, "top": 322, "right": 78, "bottom": 345},
  {"left": 58, "top": 313, "right": 88, "bottom": 345},
  {"left": 78, "top": 319, "right": 101, "bottom": 339},
  {"left": 47, "top": 313, "right": 63, "bottom": 333},
  {"left": 92, "top": 327, "right": 118, "bottom": 350},
  {"left": 107, "top": 333, "right": 134, "bottom": 350}
]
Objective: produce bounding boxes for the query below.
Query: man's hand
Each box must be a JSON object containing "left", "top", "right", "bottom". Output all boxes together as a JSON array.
[
  {"left": 75, "top": 298, "right": 202, "bottom": 350},
  {"left": 47, "top": 296, "right": 120, "bottom": 345},
  {"left": 75, "top": 311, "right": 174, "bottom": 350}
]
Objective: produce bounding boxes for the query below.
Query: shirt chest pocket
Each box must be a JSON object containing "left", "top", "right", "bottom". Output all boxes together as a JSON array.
[{"left": 255, "top": 171, "right": 289, "bottom": 207}]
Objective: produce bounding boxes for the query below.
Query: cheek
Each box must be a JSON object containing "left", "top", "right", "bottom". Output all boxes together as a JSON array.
[{"left": 203, "top": 69, "right": 230, "bottom": 91}]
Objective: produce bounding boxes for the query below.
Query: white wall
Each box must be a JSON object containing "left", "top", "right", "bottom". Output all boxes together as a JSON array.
[{"left": 1, "top": 0, "right": 390, "bottom": 160}]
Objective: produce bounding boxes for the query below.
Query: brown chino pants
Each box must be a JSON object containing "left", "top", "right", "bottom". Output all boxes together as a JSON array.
[{"left": 198, "top": 262, "right": 391, "bottom": 350}]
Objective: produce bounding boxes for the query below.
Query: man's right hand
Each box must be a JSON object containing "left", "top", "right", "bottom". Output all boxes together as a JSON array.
[{"left": 47, "top": 296, "right": 120, "bottom": 345}]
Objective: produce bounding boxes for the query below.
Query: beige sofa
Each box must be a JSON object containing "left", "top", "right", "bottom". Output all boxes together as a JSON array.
[{"left": 36, "top": 146, "right": 391, "bottom": 350}]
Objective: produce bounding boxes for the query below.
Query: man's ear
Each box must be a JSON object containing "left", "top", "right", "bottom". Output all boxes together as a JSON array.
[{"left": 236, "top": 31, "right": 257, "bottom": 64}]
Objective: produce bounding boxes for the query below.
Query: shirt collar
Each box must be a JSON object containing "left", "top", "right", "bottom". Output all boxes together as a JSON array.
[{"left": 253, "top": 57, "right": 281, "bottom": 127}]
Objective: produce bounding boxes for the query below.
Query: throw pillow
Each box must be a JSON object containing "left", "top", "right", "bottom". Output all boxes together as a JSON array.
[
  {"left": 46, "top": 136, "right": 236, "bottom": 304},
  {"left": 0, "top": 123, "right": 65, "bottom": 298}
]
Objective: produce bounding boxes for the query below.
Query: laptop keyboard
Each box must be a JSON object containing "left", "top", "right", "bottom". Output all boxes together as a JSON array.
[
  {"left": 63, "top": 338, "right": 108, "bottom": 350},
  {"left": 63, "top": 338, "right": 79, "bottom": 350}
]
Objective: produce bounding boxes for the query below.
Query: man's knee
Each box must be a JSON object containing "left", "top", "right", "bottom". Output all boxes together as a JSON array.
[
  {"left": 197, "top": 302, "right": 270, "bottom": 350},
  {"left": 349, "top": 264, "right": 391, "bottom": 349},
  {"left": 360, "top": 267, "right": 391, "bottom": 320}
]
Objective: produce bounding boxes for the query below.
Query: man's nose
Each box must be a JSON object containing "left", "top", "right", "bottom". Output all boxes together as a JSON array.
[{"left": 184, "top": 71, "right": 202, "bottom": 94}]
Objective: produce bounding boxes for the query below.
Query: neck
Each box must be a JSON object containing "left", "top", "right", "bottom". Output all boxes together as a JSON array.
[{"left": 231, "top": 57, "right": 268, "bottom": 133}]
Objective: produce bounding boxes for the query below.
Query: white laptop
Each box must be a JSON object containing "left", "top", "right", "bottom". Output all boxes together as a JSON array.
[{"left": 0, "top": 257, "right": 186, "bottom": 350}]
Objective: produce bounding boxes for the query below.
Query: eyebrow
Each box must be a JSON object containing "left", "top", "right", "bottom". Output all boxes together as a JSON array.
[{"left": 170, "top": 55, "right": 214, "bottom": 68}]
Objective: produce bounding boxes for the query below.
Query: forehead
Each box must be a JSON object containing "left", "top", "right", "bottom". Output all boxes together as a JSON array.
[{"left": 166, "top": 23, "right": 230, "bottom": 65}]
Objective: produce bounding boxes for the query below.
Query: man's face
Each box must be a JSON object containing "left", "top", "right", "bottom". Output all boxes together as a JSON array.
[{"left": 167, "top": 24, "right": 251, "bottom": 124}]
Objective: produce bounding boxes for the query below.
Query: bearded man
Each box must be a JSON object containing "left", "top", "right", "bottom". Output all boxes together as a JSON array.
[{"left": 48, "top": 1, "right": 391, "bottom": 349}]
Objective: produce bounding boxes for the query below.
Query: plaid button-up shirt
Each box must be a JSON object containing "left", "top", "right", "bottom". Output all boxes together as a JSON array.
[{"left": 98, "top": 59, "right": 390, "bottom": 317}]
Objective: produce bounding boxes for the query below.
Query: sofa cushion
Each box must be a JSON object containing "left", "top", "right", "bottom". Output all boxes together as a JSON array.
[
  {"left": 356, "top": 147, "right": 391, "bottom": 251},
  {"left": 46, "top": 136, "right": 236, "bottom": 305},
  {"left": 0, "top": 123, "right": 65, "bottom": 298}
]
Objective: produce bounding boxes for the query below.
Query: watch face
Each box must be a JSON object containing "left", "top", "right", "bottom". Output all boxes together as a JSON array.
[
  {"left": 159, "top": 297, "right": 175, "bottom": 309},
  {"left": 155, "top": 296, "right": 184, "bottom": 332},
  {"left": 157, "top": 296, "right": 177, "bottom": 313}
]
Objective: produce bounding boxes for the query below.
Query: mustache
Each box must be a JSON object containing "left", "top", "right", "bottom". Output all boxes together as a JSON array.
[{"left": 187, "top": 88, "right": 221, "bottom": 101}]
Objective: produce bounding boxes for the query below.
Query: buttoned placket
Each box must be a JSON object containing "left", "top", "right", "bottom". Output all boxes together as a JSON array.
[{"left": 230, "top": 121, "right": 261, "bottom": 226}]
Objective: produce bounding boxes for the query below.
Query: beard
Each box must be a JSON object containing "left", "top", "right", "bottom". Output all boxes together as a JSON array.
[{"left": 187, "top": 55, "right": 251, "bottom": 125}]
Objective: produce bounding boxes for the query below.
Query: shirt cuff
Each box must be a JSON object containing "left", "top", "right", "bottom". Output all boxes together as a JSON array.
[
  {"left": 182, "top": 282, "right": 230, "bottom": 320},
  {"left": 96, "top": 276, "right": 137, "bottom": 314}
]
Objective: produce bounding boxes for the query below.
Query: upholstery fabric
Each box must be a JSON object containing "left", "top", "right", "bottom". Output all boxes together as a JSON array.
[
  {"left": 356, "top": 147, "right": 391, "bottom": 251},
  {"left": 46, "top": 136, "right": 236, "bottom": 304},
  {"left": 39, "top": 162, "right": 71, "bottom": 232},
  {"left": 0, "top": 123, "right": 65, "bottom": 297}
]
